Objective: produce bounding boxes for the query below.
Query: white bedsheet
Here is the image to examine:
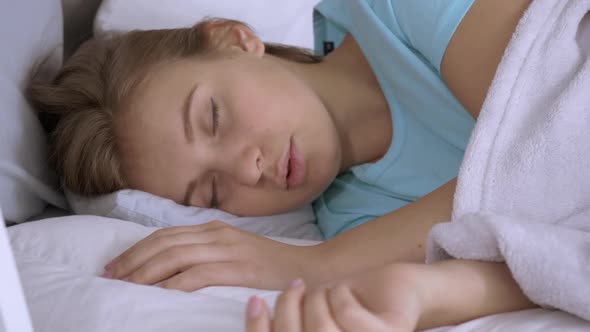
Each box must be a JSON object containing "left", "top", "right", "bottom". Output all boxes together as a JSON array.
[{"left": 8, "top": 216, "right": 590, "bottom": 332}]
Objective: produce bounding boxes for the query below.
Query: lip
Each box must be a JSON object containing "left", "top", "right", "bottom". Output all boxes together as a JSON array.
[
  {"left": 278, "top": 139, "right": 291, "bottom": 188},
  {"left": 286, "top": 138, "right": 305, "bottom": 189}
]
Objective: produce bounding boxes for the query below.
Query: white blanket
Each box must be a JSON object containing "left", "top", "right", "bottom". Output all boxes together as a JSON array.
[{"left": 427, "top": 0, "right": 590, "bottom": 321}]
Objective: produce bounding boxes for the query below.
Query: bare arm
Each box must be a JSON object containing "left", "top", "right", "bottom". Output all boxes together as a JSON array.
[
  {"left": 419, "top": 260, "right": 535, "bottom": 330},
  {"left": 307, "top": 178, "right": 456, "bottom": 284},
  {"left": 245, "top": 260, "right": 535, "bottom": 332},
  {"left": 442, "top": 0, "right": 532, "bottom": 120}
]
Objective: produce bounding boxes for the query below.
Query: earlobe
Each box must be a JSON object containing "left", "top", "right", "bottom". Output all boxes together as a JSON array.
[{"left": 234, "top": 26, "right": 265, "bottom": 57}]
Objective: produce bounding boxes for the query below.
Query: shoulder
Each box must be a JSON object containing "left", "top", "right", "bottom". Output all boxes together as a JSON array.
[{"left": 441, "top": 0, "right": 532, "bottom": 119}]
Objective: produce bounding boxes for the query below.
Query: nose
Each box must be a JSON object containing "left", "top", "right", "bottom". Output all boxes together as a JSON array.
[{"left": 222, "top": 144, "right": 262, "bottom": 186}]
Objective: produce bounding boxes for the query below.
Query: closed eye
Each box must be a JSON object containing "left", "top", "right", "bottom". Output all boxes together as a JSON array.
[
  {"left": 209, "top": 98, "right": 220, "bottom": 209},
  {"left": 211, "top": 97, "right": 220, "bottom": 135}
]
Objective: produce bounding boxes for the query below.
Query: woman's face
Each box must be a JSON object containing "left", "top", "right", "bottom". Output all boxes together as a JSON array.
[{"left": 117, "top": 50, "right": 342, "bottom": 216}]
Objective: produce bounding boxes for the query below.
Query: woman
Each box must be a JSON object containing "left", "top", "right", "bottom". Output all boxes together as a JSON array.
[{"left": 29, "top": 0, "right": 535, "bottom": 330}]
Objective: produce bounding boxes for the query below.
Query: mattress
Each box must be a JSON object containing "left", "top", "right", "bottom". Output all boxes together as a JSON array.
[{"left": 5, "top": 215, "right": 590, "bottom": 331}]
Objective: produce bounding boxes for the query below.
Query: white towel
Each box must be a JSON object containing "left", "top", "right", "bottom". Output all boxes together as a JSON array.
[{"left": 426, "top": 0, "right": 590, "bottom": 321}]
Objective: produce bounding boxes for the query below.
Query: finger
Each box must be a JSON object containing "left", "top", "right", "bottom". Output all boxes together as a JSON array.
[
  {"left": 104, "top": 221, "right": 227, "bottom": 270},
  {"left": 246, "top": 296, "right": 271, "bottom": 332},
  {"left": 328, "top": 284, "right": 391, "bottom": 332},
  {"left": 159, "top": 262, "right": 253, "bottom": 291},
  {"left": 273, "top": 279, "right": 306, "bottom": 332},
  {"left": 303, "top": 288, "right": 341, "bottom": 332},
  {"left": 146, "top": 221, "right": 228, "bottom": 239},
  {"left": 109, "top": 231, "right": 224, "bottom": 279},
  {"left": 122, "top": 244, "right": 231, "bottom": 285}
]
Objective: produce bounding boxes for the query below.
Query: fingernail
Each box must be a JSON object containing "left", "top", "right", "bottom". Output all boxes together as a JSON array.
[
  {"left": 290, "top": 278, "right": 304, "bottom": 289},
  {"left": 101, "top": 270, "right": 113, "bottom": 279},
  {"left": 247, "top": 296, "right": 262, "bottom": 319},
  {"left": 104, "top": 259, "right": 116, "bottom": 270}
]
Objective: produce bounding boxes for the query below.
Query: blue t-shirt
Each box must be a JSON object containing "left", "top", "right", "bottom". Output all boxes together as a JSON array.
[{"left": 312, "top": 0, "right": 477, "bottom": 239}]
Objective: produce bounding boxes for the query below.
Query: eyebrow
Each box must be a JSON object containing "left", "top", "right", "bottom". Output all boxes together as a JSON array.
[{"left": 183, "top": 84, "right": 198, "bottom": 143}]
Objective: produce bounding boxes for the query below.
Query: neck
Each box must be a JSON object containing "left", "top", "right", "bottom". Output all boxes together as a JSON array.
[{"left": 268, "top": 36, "right": 392, "bottom": 172}]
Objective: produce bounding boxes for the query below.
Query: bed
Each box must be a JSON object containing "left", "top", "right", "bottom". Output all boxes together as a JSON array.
[{"left": 1, "top": 0, "right": 589, "bottom": 331}]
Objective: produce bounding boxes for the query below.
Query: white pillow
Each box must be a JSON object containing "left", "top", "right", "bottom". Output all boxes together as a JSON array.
[
  {"left": 0, "top": 0, "right": 68, "bottom": 223},
  {"left": 94, "top": 0, "right": 322, "bottom": 49},
  {"left": 8, "top": 216, "right": 319, "bottom": 332},
  {"left": 68, "top": 190, "right": 324, "bottom": 241}
]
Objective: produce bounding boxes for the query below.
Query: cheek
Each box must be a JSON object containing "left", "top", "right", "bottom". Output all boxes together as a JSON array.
[
  {"left": 227, "top": 65, "right": 317, "bottom": 128},
  {"left": 230, "top": 87, "right": 290, "bottom": 132},
  {"left": 225, "top": 186, "right": 315, "bottom": 216}
]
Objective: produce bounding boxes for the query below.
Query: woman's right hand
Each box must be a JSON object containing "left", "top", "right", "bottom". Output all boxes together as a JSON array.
[
  {"left": 101, "top": 221, "right": 322, "bottom": 291},
  {"left": 245, "top": 263, "right": 428, "bottom": 332}
]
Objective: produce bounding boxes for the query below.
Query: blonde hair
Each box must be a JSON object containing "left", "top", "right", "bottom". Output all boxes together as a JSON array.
[{"left": 27, "top": 19, "right": 322, "bottom": 197}]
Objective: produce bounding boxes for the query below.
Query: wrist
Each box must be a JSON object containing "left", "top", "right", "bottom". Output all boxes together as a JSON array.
[
  {"left": 298, "top": 242, "right": 338, "bottom": 286},
  {"left": 298, "top": 241, "right": 369, "bottom": 286},
  {"left": 417, "top": 260, "right": 536, "bottom": 329},
  {"left": 384, "top": 263, "right": 440, "bottom": 329},
  {"left": 415, "top": 262, "right": 461, "bottom": 329},
  {"left": 287, "top": 242, "right": 328, "bottom": 287},
  {"left": 416, "top": 260, "right": 489, "bottom": 329}
]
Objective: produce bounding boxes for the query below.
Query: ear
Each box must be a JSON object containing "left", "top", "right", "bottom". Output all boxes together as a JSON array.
[
  {"left": 204, "top": 20, "right": 265, "bottom": 57},
  {"left": 232, "top": 24, "right": 265, "bottom": 57}
]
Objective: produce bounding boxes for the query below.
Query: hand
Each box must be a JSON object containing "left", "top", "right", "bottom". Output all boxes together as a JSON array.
[
  {"left": 246, "top": 264, "right": 430, "bottom": 332},
  {"left": 245, "top": 260, "right": 537, "bottom": 332},
  {"left": 102, "top": 221, "right": 317, "bottom": 291}
]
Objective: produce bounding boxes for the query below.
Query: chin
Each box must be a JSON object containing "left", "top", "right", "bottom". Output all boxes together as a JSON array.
[{"left": 303, "top": 174, "right": 337, "bottom": 205}]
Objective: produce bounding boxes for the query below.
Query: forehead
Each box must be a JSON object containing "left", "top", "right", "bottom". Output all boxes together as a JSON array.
[{"left": 134, "top": 60, "right": 195, "bottom": 101}]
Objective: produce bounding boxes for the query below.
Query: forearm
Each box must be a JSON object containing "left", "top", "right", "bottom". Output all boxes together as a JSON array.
[
  {"left": 306, "top": 178, "right": 456, "bottom": 285},
  {"left": 418, "top": 260, "right": 536, "bottom": 330}
]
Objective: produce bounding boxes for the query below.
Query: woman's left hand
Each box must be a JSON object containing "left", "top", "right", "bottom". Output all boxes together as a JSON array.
[
  {"left": 246, "top": 263, "right": 430, "bottom": 332},
  {"left": 102, "top": 221, "right": 319, "bottom": 291}
]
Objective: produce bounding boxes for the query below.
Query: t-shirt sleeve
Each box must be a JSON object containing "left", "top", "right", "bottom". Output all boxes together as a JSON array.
[{"left": 391, "top": 0, "right": 476, "bottom": 73}]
